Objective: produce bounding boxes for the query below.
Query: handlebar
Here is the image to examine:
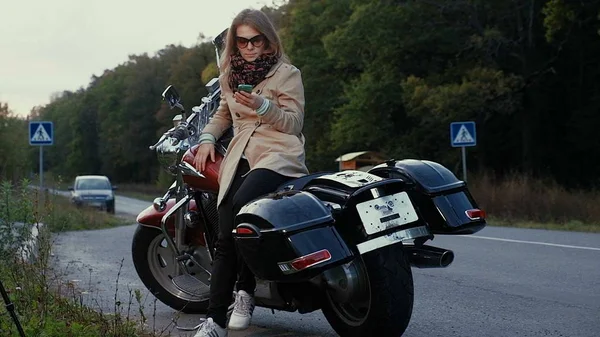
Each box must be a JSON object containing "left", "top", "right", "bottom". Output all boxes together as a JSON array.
[
  {"left": 149, "top": 132, "right": 171, "bottom": 150},
  {"left": 149, "top": 121, "right": 193, "bottom": 150},
  {"left": 149, "top": 82, "right": 221, "bottom": 152}
]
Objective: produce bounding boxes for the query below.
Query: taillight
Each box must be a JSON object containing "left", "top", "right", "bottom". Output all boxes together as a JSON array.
[
  {"left": 234, "top": 227, "right": 255, "bottom": 235},
  {"left": 278, "top": 249, "right": 332, "bottom": 274},
  {"left": 465, "top": 209, "right": 486, "bottom": 220}
]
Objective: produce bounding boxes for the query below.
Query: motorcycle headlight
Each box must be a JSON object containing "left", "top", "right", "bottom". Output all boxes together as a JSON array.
[{"left": 156, "top": 137, "right": 191, "bottom": 176}]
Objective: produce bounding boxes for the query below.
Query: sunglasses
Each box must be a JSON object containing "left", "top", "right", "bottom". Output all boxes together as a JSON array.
[{"left": 236, "top": 34, "right": 266, "bottom": 49}]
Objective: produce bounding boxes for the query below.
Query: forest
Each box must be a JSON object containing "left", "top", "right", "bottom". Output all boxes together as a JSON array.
[{"left": 2, "top": 0, "right": 600, "bottom": 190}]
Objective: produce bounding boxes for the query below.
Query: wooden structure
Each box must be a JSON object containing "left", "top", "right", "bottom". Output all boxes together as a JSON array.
[{"left": 335, "top": 151, "right": 388, "bottom": 171}]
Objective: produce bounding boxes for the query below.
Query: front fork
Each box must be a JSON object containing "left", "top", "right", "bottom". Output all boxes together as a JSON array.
[{"left": 159, "top": 153, "right": 211, "bottom": 277}]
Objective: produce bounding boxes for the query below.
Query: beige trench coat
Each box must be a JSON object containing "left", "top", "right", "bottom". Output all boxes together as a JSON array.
[{"left": 202, "top": 61, "right": 309, "bottom": 207}]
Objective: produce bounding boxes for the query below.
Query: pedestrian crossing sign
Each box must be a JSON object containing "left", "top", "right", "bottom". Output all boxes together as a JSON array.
[
  {"left": 29, "top": 121, "right": 53, "bottom": 145},
  {"left": 450, "top": 121, "right": 476, "bottom": 147}
]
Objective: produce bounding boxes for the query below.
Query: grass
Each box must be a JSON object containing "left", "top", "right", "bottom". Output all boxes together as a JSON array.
[
  {"left": 0, "top": 180, "right": 157, "bottom": 336},
  {"left": 486, "top": 216, "right": 600, "bottom": 232},
  {"left": 42, "top": 191, "right": 130, "bottom": 232},
  {"left": 468, "top": 171, "right": 600, "bottom": 233}
]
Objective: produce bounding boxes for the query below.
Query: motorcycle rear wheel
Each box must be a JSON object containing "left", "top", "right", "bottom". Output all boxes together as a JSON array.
[
  {"left": 322, "top": 243, "right": 414, "bottom": 337},
  {"left": 132, "top": 226, "right": 211, "bottom": 313}
]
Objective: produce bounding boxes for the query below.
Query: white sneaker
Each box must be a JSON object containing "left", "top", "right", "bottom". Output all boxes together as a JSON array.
[
  {"left": 193, "top": 318, "right": 227, "bottom": 337},
  {"left": 227, "top": 290, "right": 255, "bottom": 330}
]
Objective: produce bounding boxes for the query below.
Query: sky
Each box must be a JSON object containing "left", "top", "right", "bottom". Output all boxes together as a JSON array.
[{"left": 0, "top": 0, "right": 270, "bottom": 117}]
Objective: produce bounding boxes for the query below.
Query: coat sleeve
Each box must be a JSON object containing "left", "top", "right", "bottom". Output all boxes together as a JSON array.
[
  {"left": 202, "top": 76, "right": 233, "bottom": 141},
  {"left": 259, "top": 66, "right": 305, "bottom": 135}
]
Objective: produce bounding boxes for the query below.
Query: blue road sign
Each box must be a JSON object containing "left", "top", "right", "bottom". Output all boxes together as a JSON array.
[
  {"left": 29, "top": 121, "right": 53, "bottom": 145},
  {"left": 450, "top": 121, "right": 476, "bottom": 147}
]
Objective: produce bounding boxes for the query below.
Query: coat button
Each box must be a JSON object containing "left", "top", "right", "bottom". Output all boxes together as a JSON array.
[
  {"left": 235, "top": 112, "right": 240, "bottom": 118},
  {"left": 257, "top": 90, "right": 261, "bottom": 94},
  {"left": 255, "top": 121, "right": 260, "bottom": 126}
]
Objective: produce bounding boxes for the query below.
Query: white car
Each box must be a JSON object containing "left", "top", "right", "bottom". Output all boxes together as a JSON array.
[{"left": 68, "top": 175, "right": 117, "bottom": 214}]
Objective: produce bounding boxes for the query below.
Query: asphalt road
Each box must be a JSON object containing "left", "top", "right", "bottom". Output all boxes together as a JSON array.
[{"left": 49, "top": 195, "right": 600, "bottom": 337}]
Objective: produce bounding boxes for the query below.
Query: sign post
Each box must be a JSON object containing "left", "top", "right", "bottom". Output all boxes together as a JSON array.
[
  {"left": 450, "top": 121, "right": 476, "bottom": 182},
  {"left": 29, "top": 121, "right": 54, "bottom": 195}
]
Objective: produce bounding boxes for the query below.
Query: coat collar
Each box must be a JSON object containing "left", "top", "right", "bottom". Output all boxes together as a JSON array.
[{"left": 265, "top": 60, "right": 284, "bottom": 78}]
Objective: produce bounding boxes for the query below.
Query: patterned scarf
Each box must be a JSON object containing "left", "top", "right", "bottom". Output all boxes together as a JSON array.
[{"left": 228, "top": 52, "right": 279, "bottom": 90}]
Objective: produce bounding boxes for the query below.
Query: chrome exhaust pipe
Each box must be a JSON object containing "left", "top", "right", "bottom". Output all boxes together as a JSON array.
[{"left": 404, "top": 244, "right": 454, "bottom": 268}]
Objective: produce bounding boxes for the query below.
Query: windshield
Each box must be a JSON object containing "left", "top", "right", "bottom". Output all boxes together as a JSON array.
[{"left": 76, "top": 178, "right": 111, "bottom": 190}]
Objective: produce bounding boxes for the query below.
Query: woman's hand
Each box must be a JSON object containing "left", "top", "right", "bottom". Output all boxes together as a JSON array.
[
  {"left": 234, "top": 91, "right": 264, "bottom": 110},
  {"left": 193, "top": 143, "right": 215, "bottom": 172}
]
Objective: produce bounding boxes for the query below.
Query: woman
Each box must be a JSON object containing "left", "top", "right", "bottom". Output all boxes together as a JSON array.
[{"left": 192, "top": 8, "right": 309, "bottom": 337}]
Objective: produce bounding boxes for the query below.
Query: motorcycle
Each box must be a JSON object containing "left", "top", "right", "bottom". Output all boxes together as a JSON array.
[{"left": 132, "top": 31, "right": 487, "bottom": 337}]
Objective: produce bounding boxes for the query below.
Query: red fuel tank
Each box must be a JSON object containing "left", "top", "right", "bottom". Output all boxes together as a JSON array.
[{"left": 182, "top": 144, "right": 222, "bottom": 193}]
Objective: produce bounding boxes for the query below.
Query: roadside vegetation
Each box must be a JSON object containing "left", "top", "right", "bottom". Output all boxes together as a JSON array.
[
  {"left": 470, "top": 172, "right": 600, "bottom": 233},
  {"left": 0, "top": 180, "right": 155, "bottom": 336},
  {"left": 38, "top": 168, "right": 600, "bottom": 233}
]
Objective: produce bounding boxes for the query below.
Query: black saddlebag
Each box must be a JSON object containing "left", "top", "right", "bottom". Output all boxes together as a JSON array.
[
  {"left": 368, "top": 159, "right": 486, "bottom": 234},
  {"left": 233, "top": 190, "right": 354, "bottom": 282}
]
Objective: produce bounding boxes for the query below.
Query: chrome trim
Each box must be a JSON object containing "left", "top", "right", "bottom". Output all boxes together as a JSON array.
[
  {"left": 356, "top": 226, "right": 430, "bottom": 254},
  {"left": 160, "top": 194, "right": 194, "bottom": 257},
  {"left": 179, "top": 161, "right": 205, "bottom": 178},
  {"left": 215, "top": 142, "right": 227, "bottom": 156},
  {"left": 322, "top": 201, "right": 341, "bottom": 211},
  {"left": 153, "top": 197, "right": 167, "bottom": 212},
  {"left": 370, "top": 187, "right": 382, "bottom": 198}
]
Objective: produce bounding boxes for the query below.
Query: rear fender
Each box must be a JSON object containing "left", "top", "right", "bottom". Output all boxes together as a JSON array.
[{"left": 136, "top": 199, "right": 206, "bottom": 246}]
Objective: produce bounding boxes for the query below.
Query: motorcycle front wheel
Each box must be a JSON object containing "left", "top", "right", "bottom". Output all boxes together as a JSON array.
[
  {"left": 131, "top": 226, "right": 211, "bottom": 313},
  {"left": 322, "top": 243, "right": 414, "bottom": 337}
]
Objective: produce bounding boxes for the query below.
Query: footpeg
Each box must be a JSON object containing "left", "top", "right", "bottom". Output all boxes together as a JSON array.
[{"left": 171, "top": 274, "right": 210, "bottom": 298}]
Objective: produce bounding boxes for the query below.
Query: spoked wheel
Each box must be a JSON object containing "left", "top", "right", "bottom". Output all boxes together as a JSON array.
[
  {"left": 322, "top": 243, "right": 414, "bottom": 337},
  {"left": 132, "top": 226, "right": 212, "bottom": 313}
]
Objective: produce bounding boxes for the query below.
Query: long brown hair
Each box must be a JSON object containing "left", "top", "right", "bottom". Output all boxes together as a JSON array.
[{"left": 220, "top": 9, "right": 289, "bottom": 79}]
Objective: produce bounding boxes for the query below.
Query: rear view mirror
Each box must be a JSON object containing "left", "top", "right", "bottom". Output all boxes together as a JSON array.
[{"left": 162, "top": 85, "right": 182, "bottom": 109}]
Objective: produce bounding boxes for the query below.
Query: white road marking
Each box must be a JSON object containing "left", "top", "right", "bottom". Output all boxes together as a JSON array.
[{"left": 462, "top": 235, "right": 600, "bottom": 251}]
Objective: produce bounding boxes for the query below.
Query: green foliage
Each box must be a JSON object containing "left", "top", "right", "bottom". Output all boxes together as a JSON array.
[
  {"left": 3, "top": 1, "right": 599, "bottom": 188},
  {"left": 280, "top": 0, "right": 353, "bottom": 170},
  {"left": 201, "top": 62, "right": 219, "bottom": 85},
  {"left": 542, "top": 0, "right": 576, "bottom": 42},
  {"left": 0, "top": 104, "right": 31, "bottom": 183}
]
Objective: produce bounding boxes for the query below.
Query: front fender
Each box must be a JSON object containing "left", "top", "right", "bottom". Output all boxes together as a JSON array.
[{"left": 136, "top": 199, "right": 203, "bottom": 245}]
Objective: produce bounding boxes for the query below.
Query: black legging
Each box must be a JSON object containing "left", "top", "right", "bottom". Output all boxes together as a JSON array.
[{"left": 206, "top": 159, "right": 291, "bottom": 327}]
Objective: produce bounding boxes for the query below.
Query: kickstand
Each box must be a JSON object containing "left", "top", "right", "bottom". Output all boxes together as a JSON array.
[{"left": 173, "top": 316, "right": 206, "bottom": 331}]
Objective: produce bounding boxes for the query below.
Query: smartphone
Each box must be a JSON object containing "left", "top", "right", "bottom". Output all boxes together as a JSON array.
[{"left": 237, "top": 84, "right": 253, "bottom": 93}]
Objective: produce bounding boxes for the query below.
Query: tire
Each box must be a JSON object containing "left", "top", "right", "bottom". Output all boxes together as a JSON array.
[
  {"left": 131, "top": 226, "right": 211, "bottom": 313},
  {"left": 322, "top": 243, "right": 414, "bottom": 337}
]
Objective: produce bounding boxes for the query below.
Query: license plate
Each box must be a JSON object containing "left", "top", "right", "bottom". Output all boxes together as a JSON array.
[{"left": 356, "top": 191, "right": 419, "bottom": 235}]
